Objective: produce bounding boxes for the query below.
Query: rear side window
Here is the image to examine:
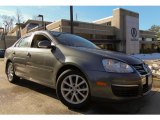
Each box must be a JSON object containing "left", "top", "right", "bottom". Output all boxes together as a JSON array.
[{"left": 15, "top": 36, "right": 31, "bottom": 48}]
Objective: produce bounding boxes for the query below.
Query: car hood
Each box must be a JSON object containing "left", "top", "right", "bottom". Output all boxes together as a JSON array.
[{"left": 73, "top": 47, "right": 143, "bottom": 65}]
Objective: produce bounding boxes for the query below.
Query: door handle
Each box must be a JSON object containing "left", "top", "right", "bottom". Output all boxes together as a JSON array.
[{"left": 27, "top": 52, "right": 31, "bottom": 57}]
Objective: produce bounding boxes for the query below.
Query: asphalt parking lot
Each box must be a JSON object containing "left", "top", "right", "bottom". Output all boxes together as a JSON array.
[{"left": 0, "top": 58, "right": 160, "bottom": 114}]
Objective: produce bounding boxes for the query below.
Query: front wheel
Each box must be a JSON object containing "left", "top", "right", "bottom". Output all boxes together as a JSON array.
[
  {"left": 6, "top": 62, "right": 20, "bottom": 83},
  {"left": 56, "top": 69, "right": 90, "bottom": 109}
]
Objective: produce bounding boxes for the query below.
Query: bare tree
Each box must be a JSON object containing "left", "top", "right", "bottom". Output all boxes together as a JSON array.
[
  {"left": 0, "top": 22, "right": 3, "bottom": 36},
  {"left": 1, "top": 15, "right": 15, "bottom": 33},
  {"left": 149, "top": 25, "right": 160, "bottom": 38},
  {"left": 16, "top": 9, "right": 23, "bottom": 38},
  {"left": 16, "top": 9, "right": 23, "bottom": 24}
]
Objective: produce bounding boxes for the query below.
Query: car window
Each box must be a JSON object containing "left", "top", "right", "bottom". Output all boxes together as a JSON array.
[
  {"left": 14, "top": 38, "right": 22, "bottom": 47},
  {"left": 31, "top": 34, "right": 51, "bottom": 48},
  {"left": 18, "top": 36, "right": 31, "bottom": 48},
  {"left": 50, "top": 32, "right": 99, "bottom": 49}
]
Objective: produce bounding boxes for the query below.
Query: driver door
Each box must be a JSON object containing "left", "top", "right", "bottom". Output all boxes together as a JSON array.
[{"left": 26, "top": 33, "right": 57, "bottom": 85}]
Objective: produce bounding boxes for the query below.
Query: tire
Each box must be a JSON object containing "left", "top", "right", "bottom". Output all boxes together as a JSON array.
[
  {"left": 6, "top": 62, "right": 20, "bottom": 83},
  {"left": 56, "top": 69, "right": 90, "bottom": 109}
]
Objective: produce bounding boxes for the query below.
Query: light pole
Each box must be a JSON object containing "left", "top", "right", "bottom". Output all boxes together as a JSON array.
[
  {"left": 70, "top": 6, "right": 74, "bottom": 34},
  {"left": 16, "top": 23, "right": 21, "bottom": 39},
  {"left": 0, "top": 27, "right": 4, "bottom": 40},
  {"left": 0, "top": 27, "right": 6, "bottom": 49},
  {"left": 38, "top": 14, "right": 45, "bottom": 30}
]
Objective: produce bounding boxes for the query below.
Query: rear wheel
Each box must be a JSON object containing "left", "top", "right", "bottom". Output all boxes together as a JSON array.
[
  {"left": 56, "top": 69, "right": 90, "bottom": 109},
  {"left": 6, "top": 62, "right": 20, "bottom": 83}
]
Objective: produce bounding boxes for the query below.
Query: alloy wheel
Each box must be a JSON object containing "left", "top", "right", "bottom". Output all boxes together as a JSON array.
[{"left": 61, "top": 74, "right": 89, "bottom": 104}]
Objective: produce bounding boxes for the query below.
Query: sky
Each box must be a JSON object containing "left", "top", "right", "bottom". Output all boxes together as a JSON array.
[{"left": 0, "top": 6, "right": 160, "bottom": 30}]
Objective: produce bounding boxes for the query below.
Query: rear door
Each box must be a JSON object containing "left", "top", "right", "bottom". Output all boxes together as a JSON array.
[
  {"left": 26, "top": 33, "right": 57, "bottom": 85},
  {"left": 13, "top": 35, "right": 32, "bottom": 79}
]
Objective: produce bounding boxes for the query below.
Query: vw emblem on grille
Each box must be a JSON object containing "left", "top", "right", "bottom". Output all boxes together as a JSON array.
[{"left": 131, "top": 28, "right": 137, "bottom": 38}]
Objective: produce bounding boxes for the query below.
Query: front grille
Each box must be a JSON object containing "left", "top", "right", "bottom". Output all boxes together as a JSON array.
[
  {"left": 132, "top": 64, "right": 148, "bottom": 75},
  {"left": 111, "top": 85, "right": 139, "bottom": 97}
]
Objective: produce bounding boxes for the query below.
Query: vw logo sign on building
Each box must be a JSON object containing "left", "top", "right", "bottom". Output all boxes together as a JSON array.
[
  {"left": 125, "top": 16, "right": 139, "bottom": 54},
  {"left": 131, "top": 28, "right": 137, "bottom": 38}
]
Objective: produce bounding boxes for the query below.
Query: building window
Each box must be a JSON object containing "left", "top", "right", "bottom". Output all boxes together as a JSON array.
[
  {"left": 152, "top": 38, "right": 155, "bottom": 41},
  {"left": 106, "top": 22, "right": 111, "bottom": 26},
  {"left": 75, "top": 33, "right": 92, "bottom": 39},
  {"left": 107, "top": 35, "right": 116, "bottom": 39},
  {"left": 95, "top": 34, "right": 108, "bottom": 39},
  {"left": 94, "top": 35, "right": 115, "bottom": 40},
  {"left": 96, "top": 44, "right": 116, "bottom": 51},
  {"left": 145, "top": 38, "right": 152, "bottom": 41},
  {"left": 142, "top": 37, "right": 145, "bottom": 41}
]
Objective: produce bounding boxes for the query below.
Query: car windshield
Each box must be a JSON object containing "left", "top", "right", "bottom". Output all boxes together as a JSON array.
[{"left": 50, "top": 32, "right": 99, "bottom": 49}]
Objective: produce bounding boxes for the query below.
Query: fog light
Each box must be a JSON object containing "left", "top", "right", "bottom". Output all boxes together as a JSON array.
[{"left": 96, "top": 82, "right": 107, "bottom": 87}]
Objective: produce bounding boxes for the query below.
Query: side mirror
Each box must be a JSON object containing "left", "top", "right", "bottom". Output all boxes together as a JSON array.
[{"left": 38, "top": 40, "right": 56, "bottom": 49}]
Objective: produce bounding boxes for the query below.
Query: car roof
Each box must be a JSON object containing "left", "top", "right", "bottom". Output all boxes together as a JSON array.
[{"left": 22, "top": 30, "right": 70, "bottom": 38}]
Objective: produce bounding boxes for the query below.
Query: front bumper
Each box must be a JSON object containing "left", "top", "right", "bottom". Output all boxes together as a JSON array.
[{"left": 85, "top": 70, "right": 152, "bottom": 101}]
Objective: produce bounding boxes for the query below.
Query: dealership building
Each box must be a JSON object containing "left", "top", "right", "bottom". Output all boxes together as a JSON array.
[{"left": 8, "top": 8, "right": 159, "bottom": 54}]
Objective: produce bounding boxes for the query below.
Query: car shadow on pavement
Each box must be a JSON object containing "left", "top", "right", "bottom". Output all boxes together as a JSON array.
[
  {"left": 14, "top": 79, "right": 58, "bottom": 100},
  {"left": 76, "top": 99, "right": 149, "bottom": 114},
  {"left": 14, "top": 79, "right": 160, "bottom": 114},
  {"left": 77, "top": 90, "right": 160, "bottom": 114}
]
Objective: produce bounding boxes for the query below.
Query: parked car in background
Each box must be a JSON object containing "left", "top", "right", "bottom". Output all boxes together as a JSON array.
[
  {"left": 0, "top": 49, "right": 5, "bottom": 58},
  {"left": 4, "top": 30, "right": 153, "bottom": 109}
]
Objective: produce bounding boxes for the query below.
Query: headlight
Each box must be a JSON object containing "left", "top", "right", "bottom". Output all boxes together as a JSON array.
[{"left": 102, "top": 59, "right": 134, "bottom": 73}]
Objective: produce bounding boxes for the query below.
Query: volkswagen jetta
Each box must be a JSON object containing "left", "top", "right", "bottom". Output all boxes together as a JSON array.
[{"left": 4, "top": 30, "right": 152, "bottom": 109}]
